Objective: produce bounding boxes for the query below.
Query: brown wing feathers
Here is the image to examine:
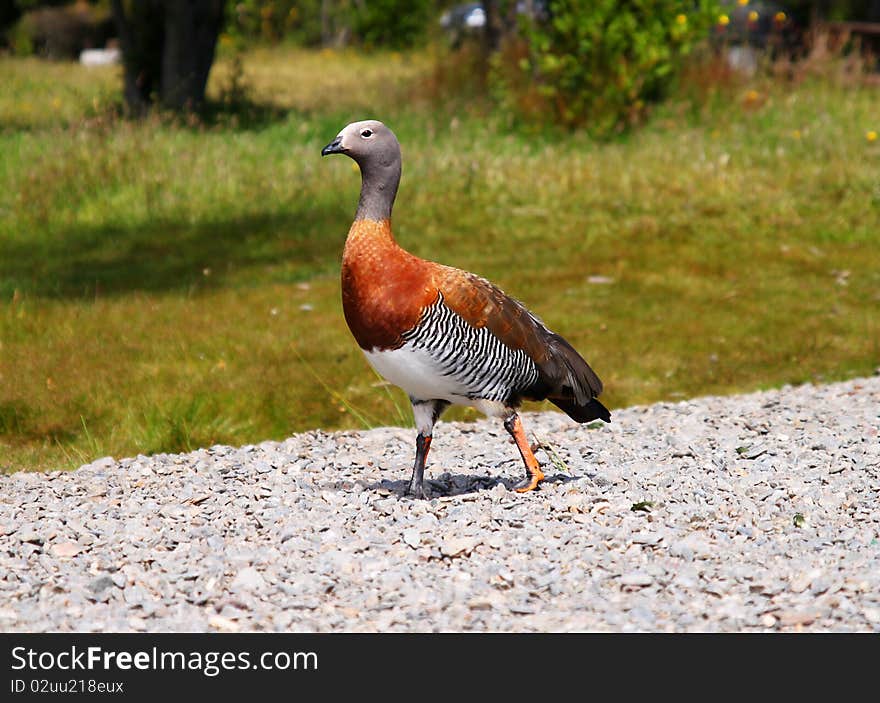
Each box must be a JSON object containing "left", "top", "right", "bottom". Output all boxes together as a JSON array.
[{"left": 438, "top": 267, "right": 610, "bottom": 423}]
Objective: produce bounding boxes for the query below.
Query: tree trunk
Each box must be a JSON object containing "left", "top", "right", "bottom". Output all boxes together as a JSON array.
[
  {"left": 112, "top": 0, "right": 163, "bottom": 116},
  {"left": 111, "top": 0, "right": 225, "bottom": 116},
  {"left": 483, "top": 0, "right": 503, "bottom": 52},
  {"left": 161, "top": 0, "right": 225, "bottom": 111}
]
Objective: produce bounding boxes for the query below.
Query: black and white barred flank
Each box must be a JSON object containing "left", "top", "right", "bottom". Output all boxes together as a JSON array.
[{"left": 400, "top": 292, "right": 540, "bottom": 404}]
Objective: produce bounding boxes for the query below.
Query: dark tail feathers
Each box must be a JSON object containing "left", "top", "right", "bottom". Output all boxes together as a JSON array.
[
  {"left": 541, "top": 332, "right": 610, "bottom": 424},
  {"left": 551, "top": 396, "right": 611, "bottom": 424}
]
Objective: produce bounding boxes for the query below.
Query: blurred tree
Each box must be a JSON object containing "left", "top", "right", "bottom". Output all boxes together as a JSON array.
[
  {"left": 352, "top": 0, "right": 435, "bottom": 49},
  {"left": 765, "top": 0, "right": 880, "bottom": 24},
  {"left": 224, "top": 0, "right": 439, "bottom": 49},
  {"left": 482, "top": 0, "right": 524, "bottom": 51},
  {"left": 111, "top": 0, "right": 225, "bottom": 115},
  {"left": 225, "top": 0, "right": 317, "bottom": 44},
  {"left": 4, "top": 1, "right": 113, "bottom": 57},
  {"left": 483, "top": 0, "right": 503, "bottom": 51},
  {"left": 0, "top": 4, "right": 23, "bottom": 34}
]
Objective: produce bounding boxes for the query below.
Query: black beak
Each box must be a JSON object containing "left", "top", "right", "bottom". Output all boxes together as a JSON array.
[{"left": 321, "top": 137, "right": 344, "bottom": 156}]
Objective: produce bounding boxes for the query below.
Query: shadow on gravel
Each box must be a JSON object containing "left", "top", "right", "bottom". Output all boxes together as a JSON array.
[{"left": 366, "top": 471, "right": 580, "bottom": 499}]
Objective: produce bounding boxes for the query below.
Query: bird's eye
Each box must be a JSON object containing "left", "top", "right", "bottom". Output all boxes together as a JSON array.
[{"left": 360, "top": 129, "right": 373, "bottom": 138}]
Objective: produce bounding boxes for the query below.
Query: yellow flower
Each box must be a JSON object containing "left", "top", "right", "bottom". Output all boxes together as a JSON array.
[
  {"left": 737, "top": 0, "right": 749, "bottom": 5},
  {"left": 775, "top": 11, "right": 787, "bottom": 23},
  {"left": 748, "top": 10, "right": 759, "bottom": 22},
  {"left": 718, "top": 14, "right": 730, "bottom": 26},
  {"left": 742, "top": 89, "right": 764, "bottom": 110},
  {"left": 675, "top": 14, "right": 687, "bottom": 25},
  {"left": 867, "top": 130, "right": 878, "bottom": 143},
  {"left": 791, "top": 129, "right": 801, "bottom": 139}
]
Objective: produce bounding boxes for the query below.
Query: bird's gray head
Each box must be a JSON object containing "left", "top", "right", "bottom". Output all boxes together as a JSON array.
[
  {"left": 321, "top": 120, "right": 401, "bottom": 168},
  {"left": 322, "top": 120, "right": 402, "bottom": 221}
]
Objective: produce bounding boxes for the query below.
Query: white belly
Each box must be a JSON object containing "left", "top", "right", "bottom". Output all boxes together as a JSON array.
[
  {"left": 364, "top": 345, "right": 468, "bottom": 403},
  {"left": 364, "top": 345, "right": 511, "bottom": 418}
]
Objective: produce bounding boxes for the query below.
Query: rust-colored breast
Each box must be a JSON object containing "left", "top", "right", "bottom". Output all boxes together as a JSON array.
[{"left": 341, "top": 219, "right": 438, "bottom": 350}]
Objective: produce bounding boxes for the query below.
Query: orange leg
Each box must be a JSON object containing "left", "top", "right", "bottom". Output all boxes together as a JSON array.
[{"left": 503, "top": 414, "right": 545, "bottom": 493}]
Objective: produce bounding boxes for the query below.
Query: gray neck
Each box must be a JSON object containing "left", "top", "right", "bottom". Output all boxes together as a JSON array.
[{"left": 354, "top": 156, "right": 401, "bottom": 221}]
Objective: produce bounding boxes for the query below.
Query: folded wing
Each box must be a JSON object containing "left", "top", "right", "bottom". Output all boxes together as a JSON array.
[{"left": 436, "top": 266, "right": 610, "bottom": 423}]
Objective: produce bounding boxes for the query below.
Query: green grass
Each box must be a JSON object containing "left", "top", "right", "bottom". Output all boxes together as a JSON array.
[{"left": 1, "top": 46, "right": 878, "bottom": 472}]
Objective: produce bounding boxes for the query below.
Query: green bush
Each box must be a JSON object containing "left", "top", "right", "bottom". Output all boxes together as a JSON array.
[
  {"left": 351, "top": 0, "right": 434, "bottom": 50},
  {"left": 225, "top": 0, "right": 324, "bottom": 46},
  {"left": 496, "top": 0, "right": 721, "bottom": 135},
  {"left": 224, "top": 0, "right": 436, "bottom": 49},
  {"left": 8, "top": 2, "right": 114, "bottom": 59}
]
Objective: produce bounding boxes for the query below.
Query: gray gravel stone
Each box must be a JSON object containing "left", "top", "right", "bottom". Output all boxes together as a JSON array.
[
  {"left": 620, "top": 573, "right": 655, "bottom": 588},
  {"left": 1, "top": 376, "right": 878, "bottom": 632},
  {"left": 89, "top": 576, "right": 116, "bottom": 594}
]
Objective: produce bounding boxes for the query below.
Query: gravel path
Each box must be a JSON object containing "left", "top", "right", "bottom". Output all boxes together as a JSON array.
[{"left": 1, "top": 376, "right": 878, "bottom": 632}]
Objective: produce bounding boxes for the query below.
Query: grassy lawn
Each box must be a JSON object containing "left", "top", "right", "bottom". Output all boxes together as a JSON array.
[{"left": 1, "top": 46, "right": 878, "bottom": 472}]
